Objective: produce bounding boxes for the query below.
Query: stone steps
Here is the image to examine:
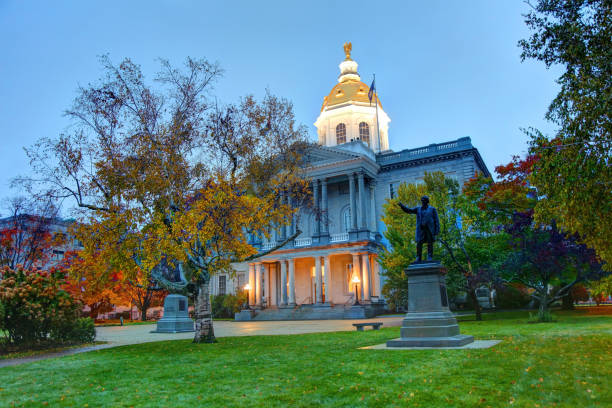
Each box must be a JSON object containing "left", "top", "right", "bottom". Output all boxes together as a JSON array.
[{"left": 235, "top": 303, "right": 385, "bottom": 321}]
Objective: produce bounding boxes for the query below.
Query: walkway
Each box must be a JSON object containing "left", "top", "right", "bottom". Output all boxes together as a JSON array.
[{"left": 0, "top": 316, "right": 404, "bottom": 367}]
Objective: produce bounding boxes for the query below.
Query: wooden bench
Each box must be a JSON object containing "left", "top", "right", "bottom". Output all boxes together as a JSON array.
[{"left": 352, "top": 322, "right": 383, "bottom": 331}]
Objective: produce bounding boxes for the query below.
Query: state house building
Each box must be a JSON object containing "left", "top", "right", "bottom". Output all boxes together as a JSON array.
[{"left": 211, "top": 44, "right": 490, "bottom": 320}]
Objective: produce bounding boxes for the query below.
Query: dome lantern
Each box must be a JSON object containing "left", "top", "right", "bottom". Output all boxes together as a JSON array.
[{"left": 314, "top": 43, "right": 391, "bottom": 153}]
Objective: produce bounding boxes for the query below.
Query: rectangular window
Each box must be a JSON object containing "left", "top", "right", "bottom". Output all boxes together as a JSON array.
[
  {"left": 52, "top": 250, "right": 64, "bottom": 261},
  {"left": 389, "top": 183, "right": 395, "bottom": 199},
  {"left": 218, "top": 275, "right": 227, "bottom": 295},
  {"left": 237, "top": 273, "right": 245, "bottom": 291}
]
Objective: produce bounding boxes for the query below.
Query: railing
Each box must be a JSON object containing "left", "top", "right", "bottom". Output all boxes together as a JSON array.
[
  {"left": 378, "top": 137, "right": 471, "bottom": 163},
  {"left": 294, "top": 237, "right": 312, "bottom": 247},
  {"left": 262, "top": 242, "right": 275, "bottom": 250},
  {"left": 330, "top": 232, "right": 349, "bottom": 243}
]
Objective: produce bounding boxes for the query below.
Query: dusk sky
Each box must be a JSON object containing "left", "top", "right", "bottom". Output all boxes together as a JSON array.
[{"left": 0, "top": 1, "right": 562, "bottom": 213}]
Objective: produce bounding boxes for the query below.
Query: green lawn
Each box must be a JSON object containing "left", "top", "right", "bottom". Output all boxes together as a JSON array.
[{"left": 1, "top": 310, "right": 611, "bottom": 407}]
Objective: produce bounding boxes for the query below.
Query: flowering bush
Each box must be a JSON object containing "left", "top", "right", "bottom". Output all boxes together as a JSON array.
[{"left": 0, "top": 266, "right": 95, "bottom": 348}]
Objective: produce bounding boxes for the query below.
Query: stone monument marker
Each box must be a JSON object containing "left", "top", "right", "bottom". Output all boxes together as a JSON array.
[{"left": 153, "top": 294, "right": 195, "bottom": 333}]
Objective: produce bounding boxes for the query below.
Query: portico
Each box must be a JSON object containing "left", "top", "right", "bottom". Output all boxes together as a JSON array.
[{"left": 246, "top": 243, "right": 383, "bottom": 313}]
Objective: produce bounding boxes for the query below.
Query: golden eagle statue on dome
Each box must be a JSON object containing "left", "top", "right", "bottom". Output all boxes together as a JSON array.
[{"left": 343, "top": 42, "right": 352, "bottom": 60}]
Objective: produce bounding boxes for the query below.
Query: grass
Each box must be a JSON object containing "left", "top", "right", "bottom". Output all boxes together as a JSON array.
[{"left": 1, "top": 310, "right": 610, "bottom": 407}]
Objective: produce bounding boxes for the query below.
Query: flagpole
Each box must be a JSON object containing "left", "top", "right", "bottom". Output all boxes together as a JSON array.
[{"left": 374, "top": 73, "right": 381, "bottom": 153}]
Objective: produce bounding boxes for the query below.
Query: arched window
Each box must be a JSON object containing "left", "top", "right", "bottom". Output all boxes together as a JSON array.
[
  {"left": 342, "top": 206, "right": 351, "bottom": 232},
  {"left": 336, "top": 123, "right": 346, "bottom": 145},
  {"left": 359, "top": 122, "right": 370, "bottom": 146}
]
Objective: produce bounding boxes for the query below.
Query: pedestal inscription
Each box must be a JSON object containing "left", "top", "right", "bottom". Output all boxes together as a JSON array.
[{"left": 386, "top": 262, "right": 474, "bottom": 347}]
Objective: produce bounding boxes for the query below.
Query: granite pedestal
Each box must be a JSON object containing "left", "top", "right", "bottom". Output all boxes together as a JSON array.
[
  {"left": 152, "top": 294, "right": 194, "bottom": 333},
  {"left": 387, "top": 262, "right": 473, "bottom": 347}
]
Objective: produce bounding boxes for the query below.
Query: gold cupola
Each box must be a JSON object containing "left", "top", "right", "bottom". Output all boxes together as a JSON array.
[
  {"left": 320, "top": 42, "right": 382, "bottom": 112},
  {"left": 315, "top": 43, "right": 390, "bottom": 153}
]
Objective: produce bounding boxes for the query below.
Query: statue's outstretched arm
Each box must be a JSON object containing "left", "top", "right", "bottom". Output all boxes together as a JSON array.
[{"left": 398, "top": 202, "right": 417, "bottom": 214}]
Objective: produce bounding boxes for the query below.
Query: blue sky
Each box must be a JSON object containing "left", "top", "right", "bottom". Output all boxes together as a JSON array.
[{"left": 0, "top": 1, "right": 561, "bottom": 211}]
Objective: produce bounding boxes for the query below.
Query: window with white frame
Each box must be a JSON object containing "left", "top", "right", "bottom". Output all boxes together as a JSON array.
[
  {"left": 389, "top": 183, "right": 396, "bottom": 199},
  {"left": 359, "top": 122, "right": 370, "bottom": 146},
  {"left": 336, "top": 123, "right": 346, "bottom": 144}
]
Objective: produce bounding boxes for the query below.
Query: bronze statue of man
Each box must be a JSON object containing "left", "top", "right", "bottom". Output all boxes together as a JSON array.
[{"left": 398, "top": 196, "right": 440, "bottom": 263}]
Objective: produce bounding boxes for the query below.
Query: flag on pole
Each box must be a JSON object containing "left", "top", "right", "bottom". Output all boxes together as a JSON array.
[{"left": 368, "top": 77, "right": 376, "bottom": 105}]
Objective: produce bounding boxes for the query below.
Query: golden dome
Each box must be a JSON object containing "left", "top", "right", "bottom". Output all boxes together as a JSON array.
[{"left": 321, "top": 80, "right": 382, "bottom": 112}]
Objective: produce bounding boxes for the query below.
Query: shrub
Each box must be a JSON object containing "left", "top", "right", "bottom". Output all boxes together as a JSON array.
[
  {"left": 0, "top": 266, "right": 95, "bottom": 348},
  {"left": 495, "top": 284, "right": 532, "bottom": 309},
  {"left": 211, "top": 291, "right": 247, "bottom": 318},
  {"left": 528, "top": 309, "right": 555, "bottom": 323}
]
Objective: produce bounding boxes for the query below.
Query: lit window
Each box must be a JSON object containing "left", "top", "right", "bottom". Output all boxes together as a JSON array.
[
  {"left": 359, "top": 122, "right": 370, "bottom": 146},
  {"left": 336, "top": 123, "right": 346, "bottom": 144}
]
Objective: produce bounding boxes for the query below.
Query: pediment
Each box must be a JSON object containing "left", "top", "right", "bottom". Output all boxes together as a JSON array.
[{"left": 304, "top": 145, "right": 361, "bottom": 166}]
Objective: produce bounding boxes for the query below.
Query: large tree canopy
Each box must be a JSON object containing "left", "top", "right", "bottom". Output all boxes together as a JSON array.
[
  {"left": 519, "top": 0, "right": 611, "bottom": 265},
  {"left": 21, "top": 56, "right": 312, "bottom": 342},
  {"left": 379, "top": 172, "right": 507, "bottom": 320}
]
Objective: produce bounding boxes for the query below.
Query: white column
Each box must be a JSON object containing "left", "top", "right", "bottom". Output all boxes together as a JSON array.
[
  {"left": 255, "top": 262, "right": 262, "bottom": 308},
  {"left": 362, "top": 253, "right": 371, "bottom": 302},
  {"left": 315, "top": 256, "right": 323, "bottom": 304},
  {"left": 280, "top": 260, "right": 288, "bottom": 306},
  {"left": 269, "top": 263, "right": 277, "bottom": 306},
  {"left": 370, "top": 180, "right": 378, "bottom": 232},
  {"left": 285, "top": 192, "right": 293, "bottom": 239},
  {"left": 280, "top": 193, "right": 286, "bottom": 241},
  {"left": 288, "top": 258, "right": 296, "bottom": 305},
  {"left": 264, "top": 263, "right": 270, "bottom": 307},
  {"left": 321, "top": 179, "right": 328, "bottom": 235},
  {"left": 323, "top": 255, "right": 330, "bottom": 304},
  {"left": 348, "top": 173, "right": 357, "bottom": 230},
  {"left": 313, "top": 179, "right": 320, "bottom": 236},
  {"left": 352, "top": 253, "right": 362, "bottom": 301},
  {"left": 371, "top": 255, "right": 380, "bottom": 297},
  {"left": 358, "top": 172, "right": 367, "bottom": 230},
  {"left": 248, "top": 263, "right": 255, "bottom": 306}
]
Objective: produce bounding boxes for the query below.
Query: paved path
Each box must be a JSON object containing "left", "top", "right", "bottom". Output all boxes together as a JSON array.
[
  {"left": 0, "top": 316, "right": 404, "bottom": 367},
  {"left": 95, "top": 316, "right": 404, "bottom": 346}
]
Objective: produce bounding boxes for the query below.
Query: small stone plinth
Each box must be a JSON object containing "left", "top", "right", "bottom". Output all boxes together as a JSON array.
[
  {"left": 386, "top": 262, "right": 473, "bottom": 348},
  {"left": 234, "top": 309, "right": 255, "bottom": 321},
  {"left": 152, "top": 294, "right": 194, "bottom": 333}
]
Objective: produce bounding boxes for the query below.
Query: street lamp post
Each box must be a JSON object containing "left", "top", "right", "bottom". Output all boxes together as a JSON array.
[
  {"left": 352, "top": 275, "right": 361, "bottom": 305},
  {"left": 243, "top": 283, "right": 252, "bottom": 310}
]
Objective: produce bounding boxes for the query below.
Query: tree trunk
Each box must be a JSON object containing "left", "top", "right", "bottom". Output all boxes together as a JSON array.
[
  {"left": 538, "top": 292, "right": 549, "bottom": 317},
  {"left": 469, "top": 289, "right": 482, "bottom": 321},
  {"left": 193, "top": 280, "right": 215, "bottom": 343},
  {"left": 139, "top": 297, "right": 151, "bottom": 321},
  {"left": 140, "top": 306, "right": 149, "bottom": 321},
  {"left": 561, "top": 291, "right": 574, "bottom": 310},
  {"left": 89, "top": 303, "right": 100, "bottom": 320}
]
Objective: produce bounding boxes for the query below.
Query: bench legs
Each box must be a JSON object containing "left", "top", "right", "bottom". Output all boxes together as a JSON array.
[{"left": 356, "top": 326, "right": 364, "bottom": 331}]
